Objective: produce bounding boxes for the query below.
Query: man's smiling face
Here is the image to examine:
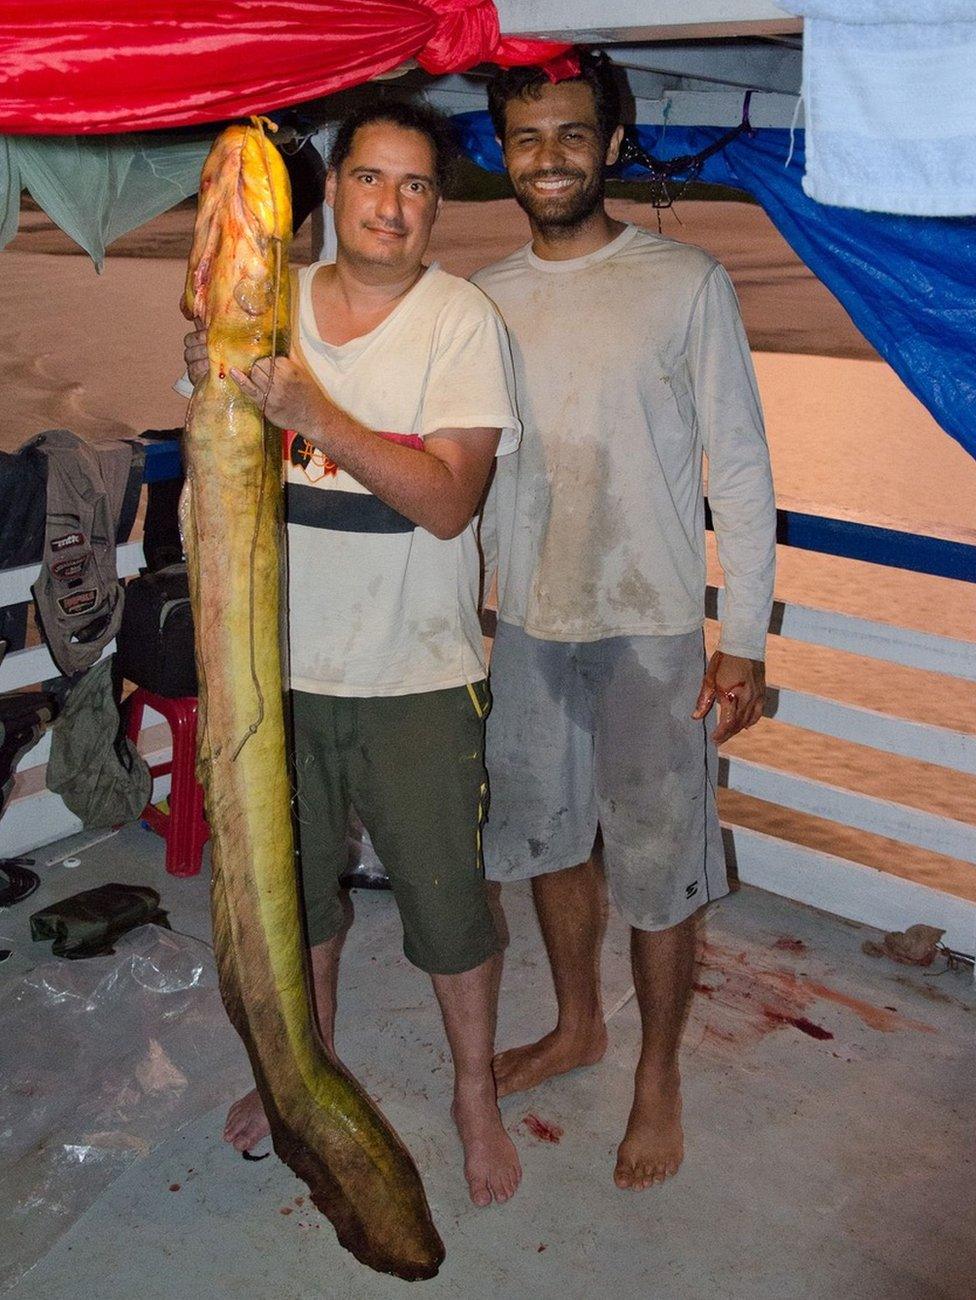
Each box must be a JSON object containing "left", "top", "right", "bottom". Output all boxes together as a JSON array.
[
  {"left": 327, "top": 121, "right": 440, "bottom": 275},
  {"left": 501, "top": 80, "right": 621, "bottom": 235}
]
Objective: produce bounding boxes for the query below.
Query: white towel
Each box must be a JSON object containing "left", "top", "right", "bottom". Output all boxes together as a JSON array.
[{"left": 792, "top": 1, "right": 976, "bottom": 216}]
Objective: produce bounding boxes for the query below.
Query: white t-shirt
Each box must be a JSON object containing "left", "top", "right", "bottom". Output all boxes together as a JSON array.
[
  {"left": 287, "top": 261, "right": 520, "bottom": 697},
  {"left": 472, "top": 224, "right": 776, "bottom": 660}
]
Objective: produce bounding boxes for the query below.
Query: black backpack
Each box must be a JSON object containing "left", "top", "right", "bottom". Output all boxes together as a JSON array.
[{"left": 116, "top": 563, "right": 197, "bottom": 698}]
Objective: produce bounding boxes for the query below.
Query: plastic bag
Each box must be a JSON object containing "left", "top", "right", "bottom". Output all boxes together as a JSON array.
[{"left": 0, "top": 925, "right": 248, "bottom": 1288}]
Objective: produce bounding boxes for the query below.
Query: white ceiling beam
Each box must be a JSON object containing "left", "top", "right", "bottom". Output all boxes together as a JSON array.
[
  {"left": 419, "top": 83, "right": 802, "bottom": 129},
  {"left": 608, "top": 41, "right": 801, "bottom": 94},
  {"left": 630, "top": 89, "right": 802, "bottom": 127},
  {"left": 494, "top": 0, "right": 801, "bottom": 43}
]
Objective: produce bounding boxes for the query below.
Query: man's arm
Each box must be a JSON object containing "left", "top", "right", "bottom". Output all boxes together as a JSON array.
[
  {"left": 685, "top": 263, "right": 777, "bottom": 743},
  {"left": 232, "top": 355, "right": 499, "bottom": 540}
]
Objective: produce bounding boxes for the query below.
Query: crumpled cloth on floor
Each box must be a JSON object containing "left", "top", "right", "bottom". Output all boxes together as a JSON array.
[
  {"left": 30, "top": 883, "right": 169, "bottom": 959},
  {"left": 862, "top": 923, "right": 945, "bottom": 966},
  {"left": 793, "top": 2, "right": 976, "bottom": 215}
]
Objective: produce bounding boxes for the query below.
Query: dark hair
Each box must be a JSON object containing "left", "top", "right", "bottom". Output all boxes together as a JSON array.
[
  {"left": 328, "top": 101, "right": 456, "bottom": 191},
  {"left": 487, "top": 50, "right": 622, "bottom": 147}
]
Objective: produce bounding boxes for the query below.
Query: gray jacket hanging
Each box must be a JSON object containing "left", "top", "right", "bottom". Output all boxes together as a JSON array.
[
  {"left": 30, "top": 430, "right": 143, "bottom": 678},
  {"left": 46, "top": 657, "right": 151, "bottom": 829}
]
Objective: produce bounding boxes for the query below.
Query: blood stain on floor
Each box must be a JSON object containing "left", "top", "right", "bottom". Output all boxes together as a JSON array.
[
  {"left": 773, "top": 937, "right": 808, "bottom": 954},
  {"left": 894, "top": 976, "right": 955, "bottom": 1005},
  {"left": 762, "top": 1007, "right": 834, "bottom": 1040},
  {"left": 522, "top": 1114, "right": 564, "bottom": 1144},
  {"left": 691, "top": 939, "right": 935, "bottom": 1052},
  {"left": 801, "top": 978, "right": 934, "bottom": 1034}
]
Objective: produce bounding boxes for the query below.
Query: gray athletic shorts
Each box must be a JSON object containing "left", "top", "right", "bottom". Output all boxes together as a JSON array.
[{"left": 483, "top": 622, "right": 728, "bottom": 931}]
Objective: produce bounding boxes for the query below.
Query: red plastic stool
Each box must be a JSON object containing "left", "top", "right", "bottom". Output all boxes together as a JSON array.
[{"left": 125, "top": 688, "right": 209, "bottom": 877}]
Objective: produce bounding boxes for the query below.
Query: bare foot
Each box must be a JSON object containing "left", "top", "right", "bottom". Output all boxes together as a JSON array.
[
  {"left": 223, "top": 1087, "right": 271, "bottom": 1154},
  {"left": 452, "top": 1077, "right": 522, "bottom": 1208},
  {"left": 614, "top": 1065, "right": 684, "bottom": 1190},
  {"left": 493, "top": 1021, "right": 608, "bottom": 1100}
]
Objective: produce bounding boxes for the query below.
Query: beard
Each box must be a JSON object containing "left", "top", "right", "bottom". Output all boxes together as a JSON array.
[{"left": 511, "top": 167, "right": 605, "bottom": 237}]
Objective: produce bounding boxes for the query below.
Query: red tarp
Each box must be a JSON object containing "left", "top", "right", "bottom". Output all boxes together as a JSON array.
[{"left": 0, "top": 0, "right": 574, "bottom": 134}]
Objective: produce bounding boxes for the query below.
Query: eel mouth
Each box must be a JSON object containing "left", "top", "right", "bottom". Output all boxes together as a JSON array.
[{"left": 182, "top": 125, "right": 286, "bottom": 325}]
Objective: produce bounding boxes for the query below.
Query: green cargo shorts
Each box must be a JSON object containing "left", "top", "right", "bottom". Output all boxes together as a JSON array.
[{"left": 291, "top": 682, "right": 499, "bottom": 975}]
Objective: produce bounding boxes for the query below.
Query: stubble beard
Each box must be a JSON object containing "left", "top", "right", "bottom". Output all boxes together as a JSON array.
[
  {"left": 342, "top": 221, "right": 420, "bottom": 277},
  {"left": 512, "top": 169, "right": 606, "bottom": 240}
]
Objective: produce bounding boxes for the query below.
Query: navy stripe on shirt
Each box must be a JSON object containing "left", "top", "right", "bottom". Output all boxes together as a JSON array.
[{"left": 285, "top": 482, "right": 416, "bottom": 534}]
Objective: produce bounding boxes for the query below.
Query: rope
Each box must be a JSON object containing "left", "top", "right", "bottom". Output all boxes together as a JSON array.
[
  {"left": 616, "top": 92, "right": 757, "bottom": 229},
  {"left": 229, "top": 116, "right": 285, "bottom": 762},
  {"left": 785, "top": 93, "right": 803, "bottom": 171}
]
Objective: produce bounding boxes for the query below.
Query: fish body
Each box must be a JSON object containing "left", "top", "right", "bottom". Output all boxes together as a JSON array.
[{"left": 180, "top": 122, "right": 443, "bottom": 1281}]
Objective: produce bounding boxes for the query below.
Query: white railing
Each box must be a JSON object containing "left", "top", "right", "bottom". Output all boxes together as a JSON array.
[
  {"left": 709, "top": 586, "right": 976, "bottom": 955},
  {"left": 2, "top": 518, "right": 974, "bottom": 956}
]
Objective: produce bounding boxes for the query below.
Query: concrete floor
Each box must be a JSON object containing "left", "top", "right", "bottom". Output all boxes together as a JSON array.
[{"left": 2, "top": 823, "right": 975, "bottom": 1300}]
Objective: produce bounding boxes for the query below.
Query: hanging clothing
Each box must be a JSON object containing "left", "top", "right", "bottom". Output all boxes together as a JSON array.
[
  {"left": 30, "top": 429, "right": 142, "bottom": 679},
  {"left": 46, "top": 657, "right": 151, "bottom": 828},
  {"left": 792, "top": 1, "right": 976, "bottom": 216}
]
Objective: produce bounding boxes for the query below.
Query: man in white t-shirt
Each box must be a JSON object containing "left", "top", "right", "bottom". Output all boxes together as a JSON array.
[
  {"left": 184, "top": 103, "right": 521, "bottom": 1207},
  {"left": 473, "top": 54, "right": 776, "bottom": 1191}
]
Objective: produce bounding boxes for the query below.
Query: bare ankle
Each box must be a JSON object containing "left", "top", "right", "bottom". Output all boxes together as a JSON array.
[
  {"left": 453, "top": 1069, "right": 497, "bottom": 1101},
  {"left": 556, "top": 1013, "right": 607, "bottom": 1041},
  {"left": 636, "top": 1052, "right": 680, "bottom": 1079}
]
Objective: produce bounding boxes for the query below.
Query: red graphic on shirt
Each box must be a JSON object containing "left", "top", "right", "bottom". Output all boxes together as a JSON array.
[
  {"left": 282, "top": 428, "right": 424, "bottom": 485},
  {"left": 284, "top": 429, "right": 338, "bottom": 482}
]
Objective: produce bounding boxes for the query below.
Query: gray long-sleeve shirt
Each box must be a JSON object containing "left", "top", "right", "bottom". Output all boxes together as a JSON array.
[{"left": 472, "top": 223, "right": 776, "bottom": 659}]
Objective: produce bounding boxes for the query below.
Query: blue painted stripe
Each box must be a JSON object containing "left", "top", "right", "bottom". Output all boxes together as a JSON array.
[
  {"left": 775, "top": 511, "right": 976, "bottom": 583},
  {"left": 700, "top": 499, "right": 976, "bottom": 583}
]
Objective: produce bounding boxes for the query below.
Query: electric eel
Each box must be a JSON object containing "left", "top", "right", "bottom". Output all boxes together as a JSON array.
[{"left": 180, "top": 121, "right": 444, "bottom": 1281}]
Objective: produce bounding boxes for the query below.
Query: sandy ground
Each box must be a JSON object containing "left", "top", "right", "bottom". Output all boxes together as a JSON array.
[{"left": 2, "top": 197, "right": 975, "bottom": 900}]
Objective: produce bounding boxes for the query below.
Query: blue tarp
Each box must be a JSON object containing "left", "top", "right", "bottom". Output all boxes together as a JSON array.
[{"left": 454, "top": 113, "right": 976, "bottom": 460}]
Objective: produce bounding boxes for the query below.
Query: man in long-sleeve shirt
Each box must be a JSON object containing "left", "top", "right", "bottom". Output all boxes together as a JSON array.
[{"left": 474, "top": 53, "right": 776, "bottom": 1191}]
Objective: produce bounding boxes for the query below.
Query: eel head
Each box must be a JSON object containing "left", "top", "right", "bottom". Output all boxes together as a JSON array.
[{"left": 182, "top": 122, "right": 292, "bottom": 374}]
